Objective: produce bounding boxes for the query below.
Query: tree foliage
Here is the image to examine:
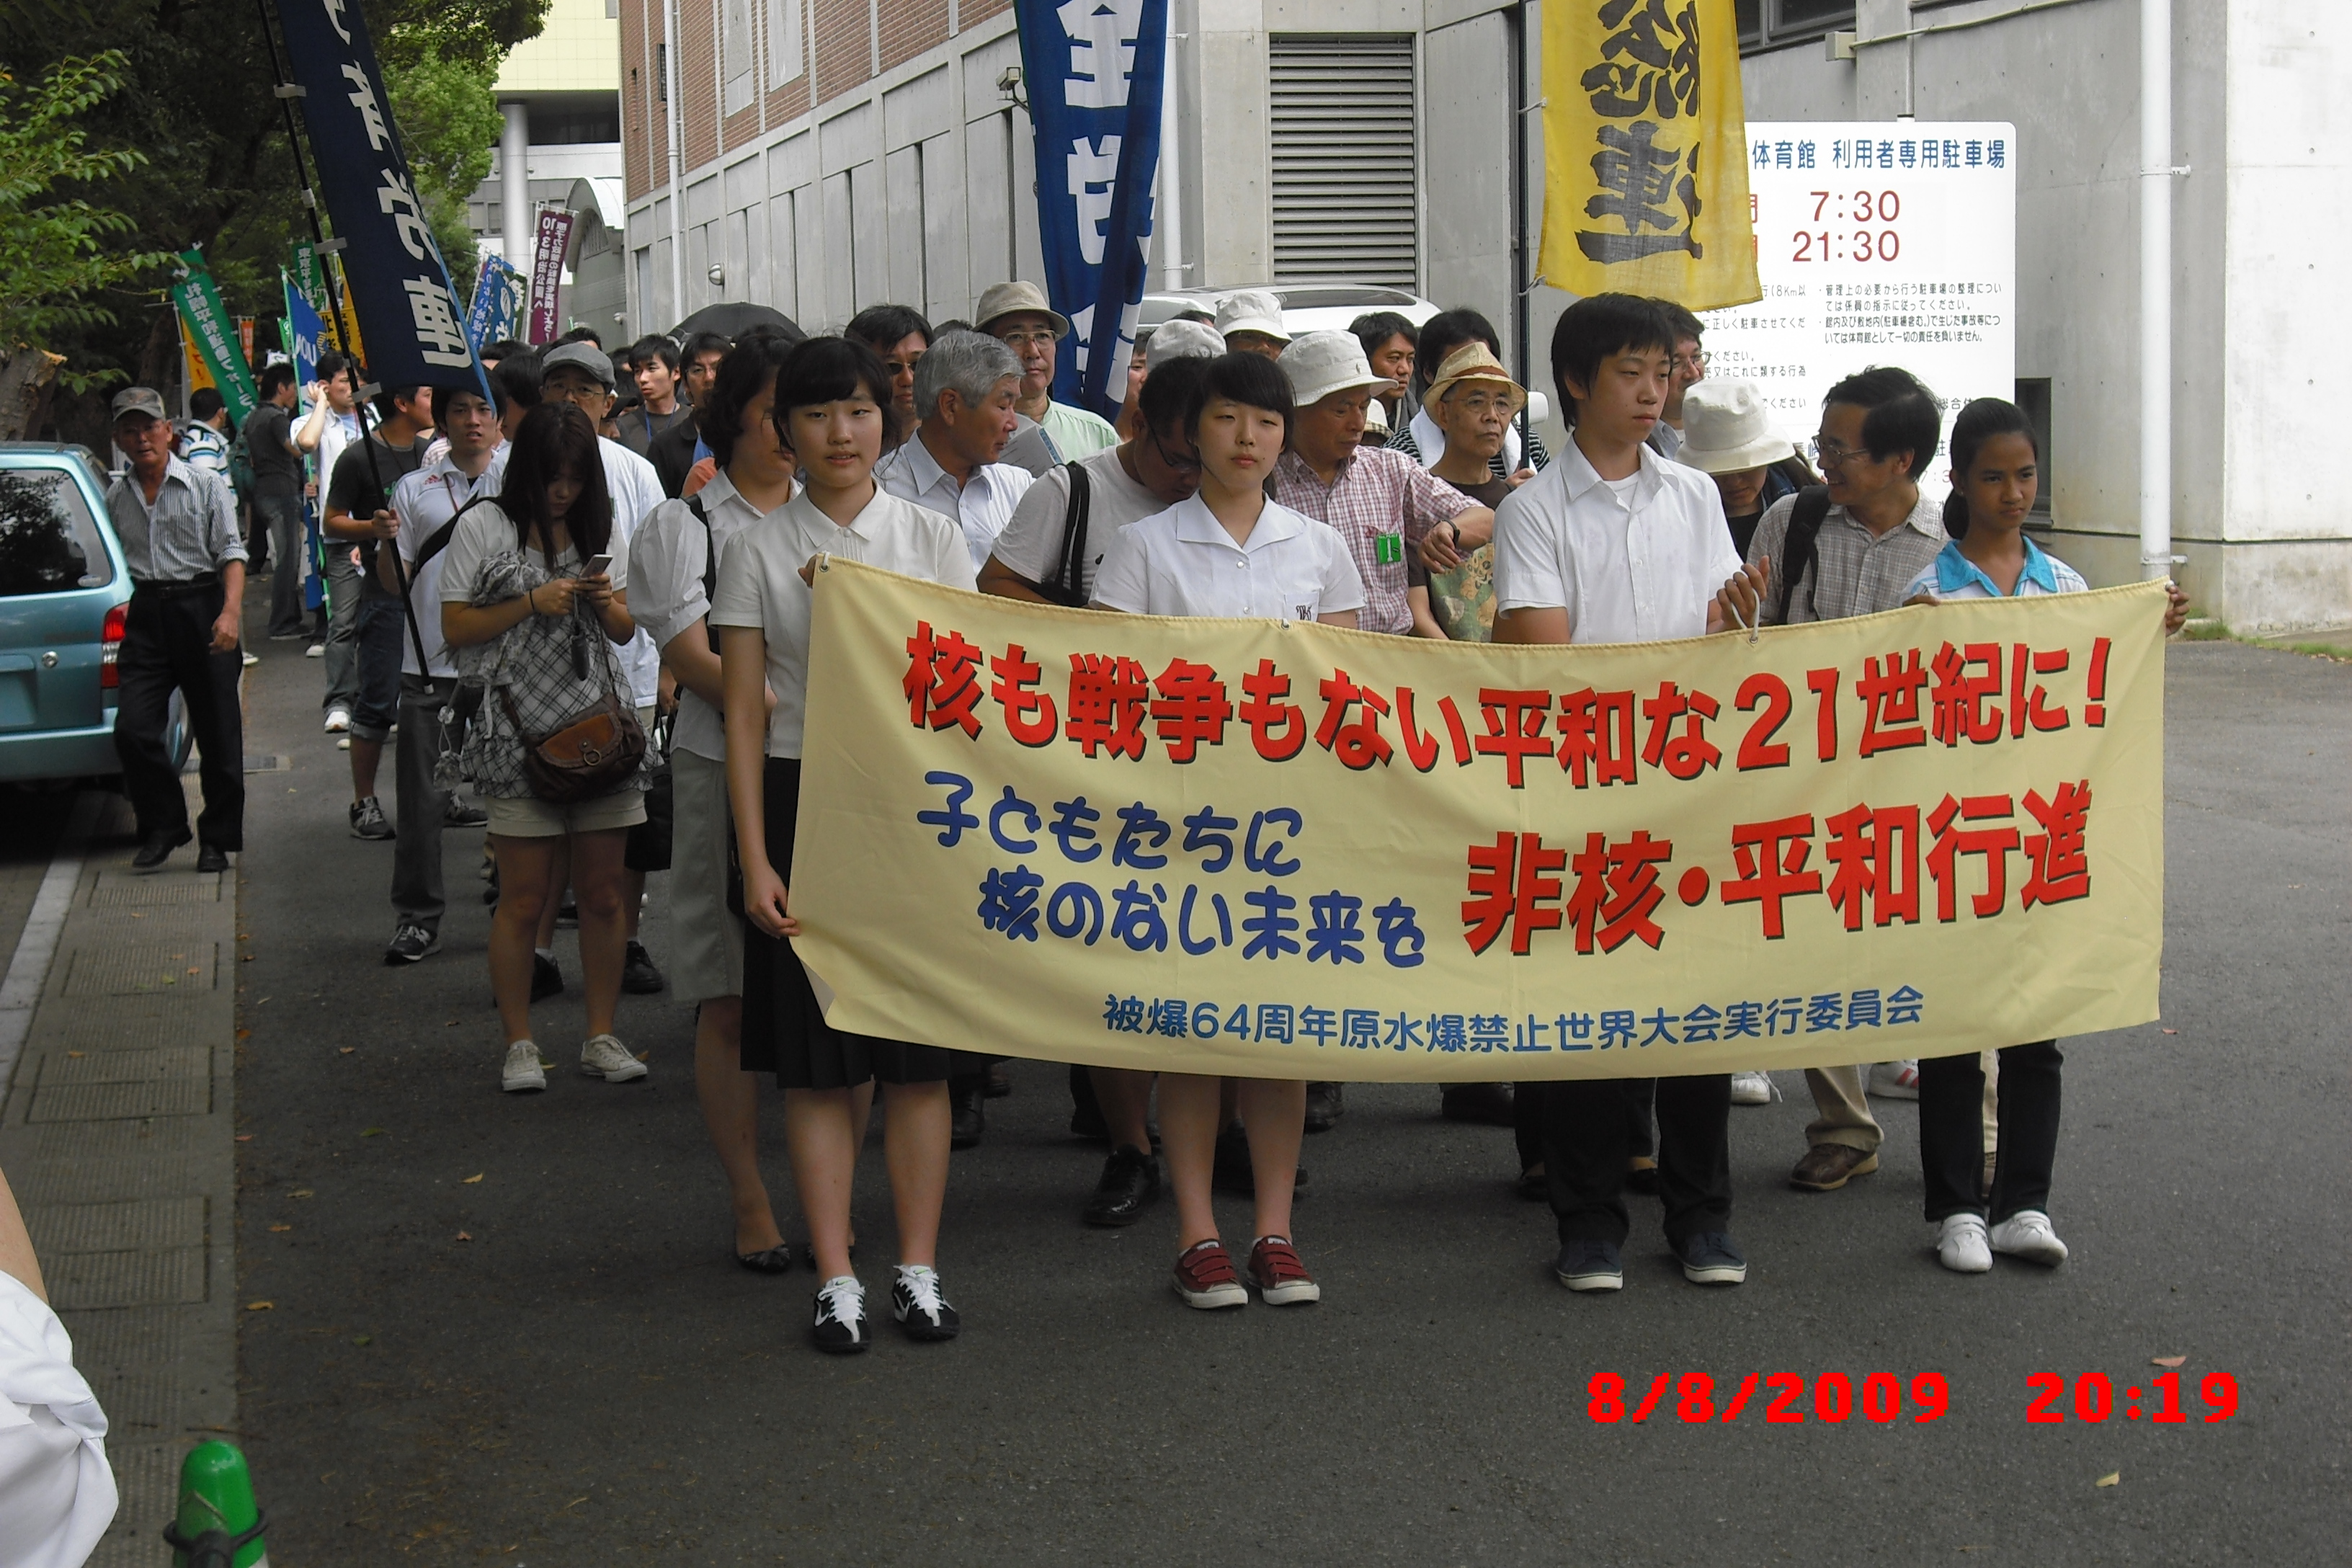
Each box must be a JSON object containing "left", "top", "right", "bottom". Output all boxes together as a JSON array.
[
  {"left": 0, "top": 51, "right": 171, "bottom": 370},
  {"left": 384, "top": 46, "right": 504, "bottom": 294}
]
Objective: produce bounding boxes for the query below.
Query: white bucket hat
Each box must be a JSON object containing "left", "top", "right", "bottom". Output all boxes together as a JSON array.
[
  {"left": 1280, "top": 330, "right": 1387, "bottom": 409},
  {"left": 1214, "top": 288, "right": 1290, "bottom": 344},
  {"left": 1147, "top": 318, "right": 1227, "bottom": 362},
  {"left": 1677, "top": 380, "right": 1797, "bottom": 474}
]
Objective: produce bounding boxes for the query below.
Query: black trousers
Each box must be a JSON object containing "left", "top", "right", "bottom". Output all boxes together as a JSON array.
[
  {"left": 1919, "top": 1041, "right": 2061, "bottom": 1224},
  {"left": 1515, "top": 1078, "right": 1655, "bottom": 1173},
  {"left": 112, "top": 582, "right": 244, "bottom": 851},
  {"left": 1541, "top": 1074, "right": 1732, "bottom": 1247}
]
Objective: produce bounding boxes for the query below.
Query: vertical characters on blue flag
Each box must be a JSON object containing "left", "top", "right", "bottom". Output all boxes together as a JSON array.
[
  {"left": 282, "top": 270, "right": 324, "bottom": 393},
  {"left": 270, "top": 0, "right": 494, "bottom": 406},
  {"left": 1013, "top": 0, "right": 1167, "bottom": 420},
  {"left": 465, "top": 254, "right": 524, "bottom": 352}
]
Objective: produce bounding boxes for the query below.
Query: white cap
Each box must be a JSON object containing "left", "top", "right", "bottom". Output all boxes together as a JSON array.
[
  {"left": 1214, "top": 288, "right": 1289, "bottom": 344},
  {"left": 1148, "top": 319, "right": 1227, "bottom": 362},
  {"left": 1279, "top": 330, "right": 1388, "bottom": 409}
]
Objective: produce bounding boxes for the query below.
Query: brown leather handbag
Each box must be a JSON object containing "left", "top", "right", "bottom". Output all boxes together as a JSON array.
[{"left": 497, "top": 617, "right": 647, "bottom": 805}]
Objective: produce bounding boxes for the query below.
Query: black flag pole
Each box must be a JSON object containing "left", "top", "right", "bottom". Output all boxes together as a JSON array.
[{"left": 254, "top": 0, "right": 439, "bottom": 686}]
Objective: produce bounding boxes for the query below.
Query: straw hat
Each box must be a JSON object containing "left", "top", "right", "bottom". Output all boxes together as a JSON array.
[
  {"left": 974, "top": 280, "right": 1070, "bottom": 339},
  {"left": 1213, "top": 288, "right": 1290, "bottom": 344},
  {"left": 1678, "top": 380, "right": 1797, "bottom": 473},
  {"left": 1420, "top": 342, "right": 1526, "bottom": 416}
]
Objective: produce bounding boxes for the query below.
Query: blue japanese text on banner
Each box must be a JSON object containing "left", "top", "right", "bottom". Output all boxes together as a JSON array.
[
  {"left": 271, "top": 0, "right": 494, "bottom": 405},
  {"left": 466, "top": 254, "right": 523, "bottom": 352},
  {"left": 1013, "top": 0, "right": 1167, "bottom": 419}
]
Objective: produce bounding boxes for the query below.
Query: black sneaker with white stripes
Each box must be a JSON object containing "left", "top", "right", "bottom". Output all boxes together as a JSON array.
[
  {"left": 810, "top": 1275, "right": 868, "bottom": 1354},
  {"left": 890, "top": 1265, "right": 961, "bottom": 1342},
  {"left": 383, "top": 924, "right": 439, "bottom": 965}
]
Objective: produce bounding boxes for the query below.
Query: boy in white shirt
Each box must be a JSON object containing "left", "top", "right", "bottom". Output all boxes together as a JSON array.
[{"left": 1492, "top": 294, "right": 1765, "bottom": 1295}]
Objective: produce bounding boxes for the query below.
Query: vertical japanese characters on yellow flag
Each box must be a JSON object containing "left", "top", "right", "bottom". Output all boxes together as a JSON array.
[
  {"left": 785, "top": 561, "right": 2168, "bottom": 1082},
  {"left": 1539, "top": 0, "right": 1761, "bottom": 311}
]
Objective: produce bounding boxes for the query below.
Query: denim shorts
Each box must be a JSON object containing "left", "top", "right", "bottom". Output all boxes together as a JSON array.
[{"left": 347, "top": 592, "right": 408, "bottom": 741}]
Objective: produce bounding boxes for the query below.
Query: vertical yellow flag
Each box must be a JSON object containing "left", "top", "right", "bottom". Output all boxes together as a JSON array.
[{"left": 1538, "top": 0, "right": 1760, "bottom": 311}]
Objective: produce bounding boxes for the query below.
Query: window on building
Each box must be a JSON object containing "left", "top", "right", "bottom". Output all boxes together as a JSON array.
[
  {"left": 1737, "top": 0, "right": 1856, "bottom": 50},
  {"left": 1268, "top": 35, "right": 1417, "bottom": 288},
  {"left": 2015, "top": 377, "right": 2054, "bottom": 521},
  {"left": 767, "top": 0, "right": 803, "bottom": 86}
]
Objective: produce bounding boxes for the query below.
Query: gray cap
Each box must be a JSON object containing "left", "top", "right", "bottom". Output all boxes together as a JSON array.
[
  {"left": 540, "top": 341, "right": 616, "bottom": 388},
  {"left": 110, "top": 386, "right": 169, "bottom": 423}
]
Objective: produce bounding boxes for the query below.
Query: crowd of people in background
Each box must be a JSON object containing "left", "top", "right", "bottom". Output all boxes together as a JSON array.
[{"left": 112, "top": 276, "right": 2188, "bottom": 1355}]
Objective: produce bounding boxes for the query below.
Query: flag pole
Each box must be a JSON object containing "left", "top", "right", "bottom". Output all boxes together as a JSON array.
[{"left": 254, "top": 0, "right": 437, "bottom": 684}]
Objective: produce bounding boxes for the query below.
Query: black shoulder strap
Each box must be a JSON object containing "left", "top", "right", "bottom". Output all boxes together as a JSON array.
[
  {"left": 1041, "top": 460, "right": 1091, "bottom": 607},
  {"left": 414, "top": 491, "right": 502, "bottom": 575},
  {"left": 1771, "top": 486, "right": 1834, "bottom": 623}
]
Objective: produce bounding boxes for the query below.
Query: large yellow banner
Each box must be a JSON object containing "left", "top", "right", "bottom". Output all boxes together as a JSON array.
[
  {"left": 1538, "top": 0, "right": 1760, "bottom": 310},
  {"left": 790, "top": 562, "right": 2165, "bottom": 1080}
]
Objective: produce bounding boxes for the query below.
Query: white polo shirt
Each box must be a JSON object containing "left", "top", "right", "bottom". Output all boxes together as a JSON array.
[
  {"left": 1092, "top": 494, "right": 1366, "bottom": 621},
  {"left": 1492, "top": 437, "right": 1738, "bottom": 643},
  {"left": 631, "top": 470, "right": 792, "bottom": 762},
  {"left": 391, "top": 444, "right": 509, "bottom": 677},
  {"left": 708, "top": 484, "right": 976, "bottom": 759},
  {"left": 874, "top": 432, "right": 1034, "bottom": 573},
  {"left": 598, "top": 435, "right": 666, "bottom": 708}
]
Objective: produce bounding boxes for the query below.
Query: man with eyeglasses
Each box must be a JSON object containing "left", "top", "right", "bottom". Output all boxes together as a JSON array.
[
  {"left": 1647, "top": 300, "right": 1708, "bottom": 462},
  {"left": 974, "top": 280, "right": 1121, "bottom": 465},
  {"left": 1745, "top": 364, "right": 1955, "bottom": 1196}
]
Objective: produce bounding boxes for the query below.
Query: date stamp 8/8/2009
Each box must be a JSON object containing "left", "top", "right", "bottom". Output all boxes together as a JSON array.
[{"left": 1585, "top": 1373, "right": 2242, "bottom": 1425}]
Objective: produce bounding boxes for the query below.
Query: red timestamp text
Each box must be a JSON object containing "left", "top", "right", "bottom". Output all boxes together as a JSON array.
[
  {"left": 1587, "top": 1372, "right": 1948, "bottom": 1425},
  {"left": 2025, "top": 1371, "right": 2238, "bottom": 1424}
]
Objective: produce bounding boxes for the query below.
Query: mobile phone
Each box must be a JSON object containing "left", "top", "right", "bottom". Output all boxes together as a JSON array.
[{"left": 582, "top": 553, "right": 613, "bottom": 579}]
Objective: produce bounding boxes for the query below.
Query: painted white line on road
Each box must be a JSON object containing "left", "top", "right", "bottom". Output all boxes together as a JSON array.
[{"left": 0, "top": 791, "right": 99, "bottom": 1095}]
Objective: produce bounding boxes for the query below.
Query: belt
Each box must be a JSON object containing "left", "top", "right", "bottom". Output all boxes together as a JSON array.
[{"left": 130, "top": 574, "right": 220, "bottom": 597}]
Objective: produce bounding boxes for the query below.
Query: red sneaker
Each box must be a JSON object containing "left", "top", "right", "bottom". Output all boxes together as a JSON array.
[
  {"left": 1246, "top": 1236, "right": 1322, "bottom": 1305},
  {"left": 1171, "top": 1239, "right": 1247, "bottom": 1309}
]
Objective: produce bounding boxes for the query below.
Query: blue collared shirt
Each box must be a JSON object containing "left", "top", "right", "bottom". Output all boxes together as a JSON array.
[{"left": 1902, "top": 535, "right": 2088, "bottom": 602}]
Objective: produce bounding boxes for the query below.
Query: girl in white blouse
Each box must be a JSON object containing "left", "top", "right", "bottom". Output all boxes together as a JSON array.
[{"left": 710, "top": 337, "right": 976, "bottom": 1353}]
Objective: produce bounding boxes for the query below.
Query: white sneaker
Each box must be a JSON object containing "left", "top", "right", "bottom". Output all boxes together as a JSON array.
[
  {"left": 1936, "top": 1213, "right": 1991, "bottom": 1273},
  {"left": 305, "top": 642, "right": 325, "bottom": 658},
  {"left": 579, "top": 1033, "right": 648, "bottom": 1082},
  {"left": 324, "top": 706, "right": 352, "bottom": 733},
  {"left": 1989, "top": 1210, "right": 2069, "bottom": 1267},
  {"left": 501, "top": 1040, "right": 547, "bottom": 1093},
  {"left": 1868, "top": 1060, "right": 1921, "bottom": 1099},
  {"left": 1729, "top": 1070, "right": 1778, "bottom": 1105}
]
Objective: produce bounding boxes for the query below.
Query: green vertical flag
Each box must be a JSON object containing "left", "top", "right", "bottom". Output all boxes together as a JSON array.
[
  {"left": 289, "top": 241, "right": 324, "bottom": 313},
  {"left": 172, "top": 249, "right": 257, "bottom": 424}
]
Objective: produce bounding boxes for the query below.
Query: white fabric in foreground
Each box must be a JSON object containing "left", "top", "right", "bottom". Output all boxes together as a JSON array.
[{"left": 0, "top": 1270, "right": 116, "bottom": 1568}]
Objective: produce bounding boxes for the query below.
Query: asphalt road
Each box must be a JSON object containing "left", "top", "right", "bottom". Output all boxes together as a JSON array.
[{"left": 220, "top": 612, "right": 2348, "bottom": 1566}]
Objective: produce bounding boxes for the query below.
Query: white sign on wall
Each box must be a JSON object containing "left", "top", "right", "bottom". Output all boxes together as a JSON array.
[{"left": 1698, "top": 122, "right": 2017, "bottom": 449}]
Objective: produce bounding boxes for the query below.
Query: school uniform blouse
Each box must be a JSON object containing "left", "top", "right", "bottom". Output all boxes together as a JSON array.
[
  {"left": 1900, "top": 535, "right": 2088, "bottom": 602},
  {"left": 1090, "top": 494, "right": 1366, "bottom": 622}
]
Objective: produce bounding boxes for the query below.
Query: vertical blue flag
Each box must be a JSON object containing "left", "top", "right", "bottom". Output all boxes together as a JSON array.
[
  {"left": 1013, "top": 0, "right": 1167, "bottom": 419},
  {"left": 271, "top": 0, "right": 494, "bottom": 405},
  {"left": 283, "top": 270, "right": 324, "bottom": 393},
  {"left": 466, "top": 254, "right": 524, "bottom": 351}
]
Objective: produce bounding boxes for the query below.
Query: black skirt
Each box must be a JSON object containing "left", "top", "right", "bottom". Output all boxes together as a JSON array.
[{"left": 739, "top": 756, "right": 950, "bottom": 1090}]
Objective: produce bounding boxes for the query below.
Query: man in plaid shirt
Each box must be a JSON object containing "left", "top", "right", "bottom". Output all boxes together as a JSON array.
[{"left": 1270, "top": 332, "right": 1491, "bottom": 638}]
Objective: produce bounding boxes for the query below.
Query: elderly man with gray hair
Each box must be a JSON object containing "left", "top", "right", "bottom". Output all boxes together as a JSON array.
[{"left": 875, "top": 329, "right": 1038, "bottom": 574}]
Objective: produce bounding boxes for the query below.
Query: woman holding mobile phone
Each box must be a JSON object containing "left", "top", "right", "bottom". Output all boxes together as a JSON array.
[{"left": 441, "top": 402, "right": 651, "bottom": 1095}]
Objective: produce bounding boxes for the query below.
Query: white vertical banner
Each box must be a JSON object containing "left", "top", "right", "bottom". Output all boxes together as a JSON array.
[{"left": 1698, "top": 122, "right": 2018, "bottom": 432}]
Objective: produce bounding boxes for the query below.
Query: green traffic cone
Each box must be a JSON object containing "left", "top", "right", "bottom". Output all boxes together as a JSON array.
[{"left": 166, "top": 1439, "right": 270, "bottom": 1568}]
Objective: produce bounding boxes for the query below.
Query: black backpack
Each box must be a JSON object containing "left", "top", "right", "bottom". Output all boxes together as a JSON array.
[
  {"left": 1038, "top": 460, "right": 1092, "bottom": 607},
  {"left": 686, "top": 493, "right": 721, "bottom": 651},
  {"left": 1766, "top": 485, "right": 1834, "bottom": 623}
]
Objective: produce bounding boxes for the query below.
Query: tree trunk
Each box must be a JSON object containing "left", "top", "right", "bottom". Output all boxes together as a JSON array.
[{"left": 0, "top": 349, "right": 66, "bottom": 443}]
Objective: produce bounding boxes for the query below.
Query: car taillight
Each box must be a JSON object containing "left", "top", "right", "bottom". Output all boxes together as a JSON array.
[{"left": 100, "top": 602, "right": 127, "bottom": 690}]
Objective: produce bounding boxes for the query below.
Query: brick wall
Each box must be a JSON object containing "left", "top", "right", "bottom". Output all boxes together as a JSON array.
[
  {"left": 620, "top": 0, "right": 661, "bottom": 203},
  {"left": 766, "top": 0, "right": 811, "bottom": 125},
  {"left": 878, "top": 0, "right": 950, "bottom": 73},
  {"left": 811, "top": 0, "right": 870, "bottom": 103},
  {"left": 680, "top": 0, "right": 720, "bottom": 172}
]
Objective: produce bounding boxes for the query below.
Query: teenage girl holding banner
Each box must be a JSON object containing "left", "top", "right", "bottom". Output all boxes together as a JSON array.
[
  {"left": 712, "top": 337, "right": 978, "bottom": 1353},
  {"left": 1901, "top": 398, "right": 2188, "bottom": 1273}
]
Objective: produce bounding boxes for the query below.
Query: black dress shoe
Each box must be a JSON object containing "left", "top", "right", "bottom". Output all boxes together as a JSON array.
[
  {"left": 1303, "top": 1080, "right": 1345, "bottom": 1133},
  {"left": 1082, "top": 1145, "right": 1162, "bottom": 1226},
  {"left": 530, "top": 952, "right": 564, "bottom": 1002},
  {"left": 130, "top": 827, "right": 192, "bottom": 870},
  {"left": 984, "top": 1059, "right": 1012, "bottom": 1098},
  {"left": 950, "top": 1081, "right": 985, "bottom": 1149},
  {"left": 195, "top": 845, "right": 230, "bottom": 875},
  {"left": 620, "top": 940, "right": 667, "bottom": 994},
  {"left": 736, "top": 1243, "right": 795, "bottom": 1273},
  {"left": 1441, "top": 1081, "right": 1516, "bottom": 1127}
]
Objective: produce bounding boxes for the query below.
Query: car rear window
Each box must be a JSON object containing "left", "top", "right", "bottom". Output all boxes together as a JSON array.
[{"left": 0, "top": 466, "right": 115, "bottom": 596}]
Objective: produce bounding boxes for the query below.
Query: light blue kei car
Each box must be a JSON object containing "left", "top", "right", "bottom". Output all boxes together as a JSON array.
[{"left": 0, "top": 442, "right": 192, "bottom": 790}]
